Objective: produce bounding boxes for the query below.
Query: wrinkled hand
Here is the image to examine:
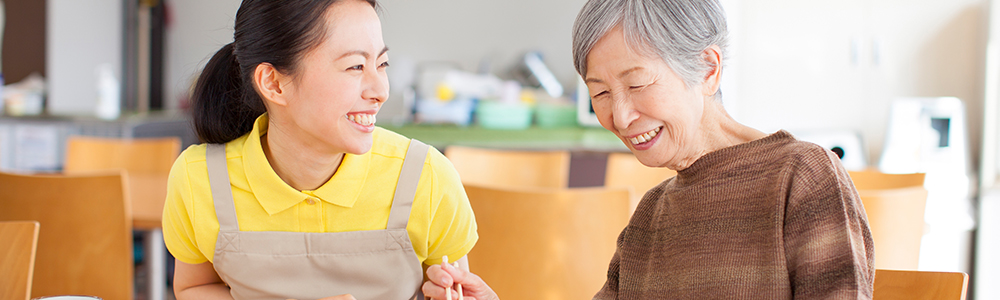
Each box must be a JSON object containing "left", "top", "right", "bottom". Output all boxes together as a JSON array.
[{"left": 422, "top": 261, "right": 499, "bottom": 300}]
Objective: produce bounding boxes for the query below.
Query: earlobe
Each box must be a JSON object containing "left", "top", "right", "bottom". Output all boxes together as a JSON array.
[
  {"left": 701, "top": 45, "right": 723, "bottom": 97},
  {"left": 254, "top": 63, "right": 289, "bottom": 106}
]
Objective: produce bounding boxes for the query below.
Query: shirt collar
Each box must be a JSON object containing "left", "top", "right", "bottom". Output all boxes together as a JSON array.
[{"left": 243, "top": 113, "right": 371, "bottom": 215}]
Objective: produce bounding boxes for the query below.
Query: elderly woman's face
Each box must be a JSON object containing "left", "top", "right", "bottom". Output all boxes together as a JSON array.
[{"left": 585, "top": 27, "right": 706, "bottom": 169}]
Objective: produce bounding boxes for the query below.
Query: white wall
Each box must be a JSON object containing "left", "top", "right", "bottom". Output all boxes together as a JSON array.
[
  {"left": 377, "top": 0, "right": 586, "bottom": 90},
  {"left": 163, "top": 0, "right": 241, "bottom": 111},
  {"left": 160, "top": 0, "right": 988, "bottom": 169},
  {"left": 732, "top": 0, "right": 986, "bottom": 167},
  {"left": 46, "top": 0, "right": 122, "bottom": 116},
  {"left": 162, "top": 0, "right": 588, "bottom": 111}
]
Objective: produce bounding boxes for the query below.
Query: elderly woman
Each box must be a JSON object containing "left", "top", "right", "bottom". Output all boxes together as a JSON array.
[{"left": 422, "top": 0, "right": 875, "bottom": 299}]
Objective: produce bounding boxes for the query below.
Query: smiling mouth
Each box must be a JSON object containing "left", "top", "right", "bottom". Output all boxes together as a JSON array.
[
  {"left": 346, "top": 113, "right": 376, "bottom": 126},
  {"left": 629, "top": 127, "right": 661, "bottom": 145}
]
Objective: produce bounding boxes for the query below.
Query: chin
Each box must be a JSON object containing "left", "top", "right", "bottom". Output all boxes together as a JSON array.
[
  {"left": 333, "top": 130, "right": 374, "bottom": 155},
  {"left": 634, "top": 155, "right": 661, "bottom": 168},
  {"left": 344, "top": 143, "right": 373, "bottom": 155},
  {"left": 633, "top": 151, "right": 672, "bottom": 169},
  {"left": 347, "top": 138, "right": 375, "bottom": 155}
]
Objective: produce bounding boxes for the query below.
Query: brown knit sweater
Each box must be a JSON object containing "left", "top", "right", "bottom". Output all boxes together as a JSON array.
[{"left": 594, "top": 130, "right": 874, "bottom": 299}]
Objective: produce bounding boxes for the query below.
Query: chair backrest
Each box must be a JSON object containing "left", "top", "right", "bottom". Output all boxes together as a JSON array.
[
  {"left": 444, "top": 145, "right": 570, "bottom": 188},
  {"left": 873, "top": 269, "right": 968, "bottom": 300},
  {"left": 0, "top": 221, "right": 40, "bottom": 300},
  {"left": 848, "top": 170, "right": 927, "bottom": 270},
  {"left": 849, "top": 169, "right": 926, "bottom": 190},
  {"left": 604, "top": 152, "right": 677, "bottom": 213},
  {"left": 464, "top": 184, "right": 631, "bottom": 300},
  {"left": 0, "top": 171, "right": 133, "bottom": 300},
  {"left": 64, "top": 136, "right": 181, "bottom": 229}
]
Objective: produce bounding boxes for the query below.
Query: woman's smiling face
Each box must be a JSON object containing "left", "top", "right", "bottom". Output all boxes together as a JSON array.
[
  {"left": 278, "top": 0, "right": 389, "bottom": 155},
  {"left": 585, "top": 27, "right": 707, "bottom": 169}
]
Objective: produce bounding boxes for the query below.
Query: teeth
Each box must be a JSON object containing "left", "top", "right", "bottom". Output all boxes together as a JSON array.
[
  {"left": 346, "top": 113, "right": 376, "bottom": 126},
  {"left": 629, "top": 127, "right": 661, "bottom": 145}
]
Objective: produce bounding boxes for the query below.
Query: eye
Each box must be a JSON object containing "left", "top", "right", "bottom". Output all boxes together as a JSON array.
[
  {"left": 347, "top": 65, "right": 363, "bottom": 71},
  {"left": 592, "top": 90, "right": 609, "bottom": 98},
  {"left": 629, "top": 84, "right": 647, "bottom": 90},
  {"left": 378, "top": 61, "right": 390, "bottom": 68}
]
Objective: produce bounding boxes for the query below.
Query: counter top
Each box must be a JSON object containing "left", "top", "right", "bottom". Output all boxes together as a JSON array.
[{"left": 379, "top": 124, "right": 628, "bottom": 152}]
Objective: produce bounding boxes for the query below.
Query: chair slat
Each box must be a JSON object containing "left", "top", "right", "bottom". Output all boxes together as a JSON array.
[
  {"left": 464, "top": 184, "right": 630, "bottom": 300},
  {"left": 874, "top": 269, "right": 968, "bottom": 300},
  {"left": 0, "top": 221, "right": 40, "bottom": 300},
  {"left": 445, "top": 146, "right": 570, "bottom": 188},
  {"left": 0, "top": 172, "right": 133, "bottom": 300}
]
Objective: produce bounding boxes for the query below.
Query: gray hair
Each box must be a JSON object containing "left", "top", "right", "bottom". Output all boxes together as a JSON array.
[{"left": 572, "top": 0, "right": 729, "bottom": 89}]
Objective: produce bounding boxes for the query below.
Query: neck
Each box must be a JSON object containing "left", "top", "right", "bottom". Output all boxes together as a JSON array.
[
  {"left": 672, "top": 98, "right": 767, "bottom": 170},
  {"left": 261, "top": 120, "right": 345, "bottom": 191}
]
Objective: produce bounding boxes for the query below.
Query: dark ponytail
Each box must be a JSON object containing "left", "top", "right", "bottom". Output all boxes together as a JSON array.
[
  {"left": 191, "top": 0, "right": 378, "bottom": 144},
  {"left": 192, "top": 43, "right": 264, "bottom": 143}
]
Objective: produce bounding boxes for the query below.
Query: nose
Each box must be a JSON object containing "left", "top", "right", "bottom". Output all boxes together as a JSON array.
[
  {"left": 362, "top": 67, "right": 389, "bottom": 103},
  {"left": 611, "top": 92, "right": 637, "bottom": 131}
]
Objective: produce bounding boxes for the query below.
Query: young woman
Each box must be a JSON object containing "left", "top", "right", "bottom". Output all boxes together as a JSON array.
[{"left": 162, "top": 1, "right": 477, "bottom": 299}]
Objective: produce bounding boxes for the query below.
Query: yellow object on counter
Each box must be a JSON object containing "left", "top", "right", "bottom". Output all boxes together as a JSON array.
[{"left": 437, "top": 84, "right": 455, "bottom": 102}]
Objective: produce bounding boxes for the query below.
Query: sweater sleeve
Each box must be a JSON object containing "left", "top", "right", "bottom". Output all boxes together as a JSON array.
[
  {"left": 782, "top": 149, "right": 875, "bottom": 299},
  {"left": 593, "top": 230, "right": 624, "bottom": 300}
]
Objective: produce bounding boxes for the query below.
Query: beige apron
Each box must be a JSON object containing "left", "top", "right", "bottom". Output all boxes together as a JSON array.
[{"left": 205, "top": 140, "right": 429, "bottom": 300}]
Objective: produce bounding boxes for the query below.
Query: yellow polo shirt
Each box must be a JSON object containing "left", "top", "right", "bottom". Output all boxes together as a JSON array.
[{"left": 163, "top": 114, "right": 477, "bottom": 266}]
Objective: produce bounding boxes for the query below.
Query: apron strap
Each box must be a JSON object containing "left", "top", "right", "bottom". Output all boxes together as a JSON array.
[
  {"left": 207, "top": 143, "right": 240, "bottom": 231},
  {"left": 387, "top": 139, "right": 430, "bottom": 230}
]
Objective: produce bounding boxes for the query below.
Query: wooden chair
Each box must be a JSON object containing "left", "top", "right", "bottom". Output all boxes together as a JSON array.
[
  {"left": 63, "top": 136, "right": 180, "bottom": 300},
  {"left": 873, "top": 269, "right": 968, "bottom": 300},
  {"left": 444, "top": 145, "right": 571, "bottom": 188},
  {"left": 64, "top": 135, "right": 181, "bottom": 229},
  {"left": 464, "top": 184, "right": 631, "bottom": 300},
  {"left": 0, "top": 171, "right": 133, "bottom": 300},
  {"left": 848, "top": 170, "right": 927, "bottom": 270},
  {"left": 0, "top": 221, "right": 40, "bottom": 300},
  {"left": 604, "top": 152, "right": 677, "bottom": 214},
  {"left": 849, "top": 170, "right": 926, "bottom": 190}
]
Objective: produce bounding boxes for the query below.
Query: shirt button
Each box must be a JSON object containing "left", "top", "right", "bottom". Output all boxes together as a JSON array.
[{"left": 306, "top": 198, "right": 317, "bottom": 205}]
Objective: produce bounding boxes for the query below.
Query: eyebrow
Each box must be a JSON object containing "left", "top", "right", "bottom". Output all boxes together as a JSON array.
[
  {"left": 337, "top": 46, "right": 390, "bottom": 60},
  {"left": 584, "top": 66, "right": 645, "bottom": 84},
  {"left": 618, "top": 66, "right": 644, "bottom": 78}
]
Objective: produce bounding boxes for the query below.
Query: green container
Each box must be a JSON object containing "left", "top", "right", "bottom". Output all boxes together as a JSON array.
[
  {"left": 476, "top": 101, "right": 533, "bottom": 130},
  {"left": 535, "top": 102, "right": 578, "bottom": 128}
]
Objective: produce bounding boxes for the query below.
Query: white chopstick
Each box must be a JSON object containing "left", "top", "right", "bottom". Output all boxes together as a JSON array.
[
  {"left": 453, "top": 259, "right": 464, "bottom": 300},
  {"left": 443, "top": 255, "right": 453, "bottom": 300},
  {"left": 442, "top": 255, "right": 463, "bottom": 300}
]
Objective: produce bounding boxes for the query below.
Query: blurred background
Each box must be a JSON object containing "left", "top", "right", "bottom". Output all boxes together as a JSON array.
[{"left": 1, "top": 0, "right": 999, "bottom": 299}]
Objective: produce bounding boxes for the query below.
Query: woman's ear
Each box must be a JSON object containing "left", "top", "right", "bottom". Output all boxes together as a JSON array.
[
  {"left": 701, "top": 45, "right": 723, "bottom": 97},
  {"left": 254, "top": 63, "right": 289, "bottom": 107}
]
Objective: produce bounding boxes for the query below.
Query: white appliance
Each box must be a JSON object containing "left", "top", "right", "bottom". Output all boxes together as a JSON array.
[
  {"left": 879, "top": 97, "right": 975, "bottom": 273},
  {"left": 794, "top": 130, "right": 868, "bottom": 171}
]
